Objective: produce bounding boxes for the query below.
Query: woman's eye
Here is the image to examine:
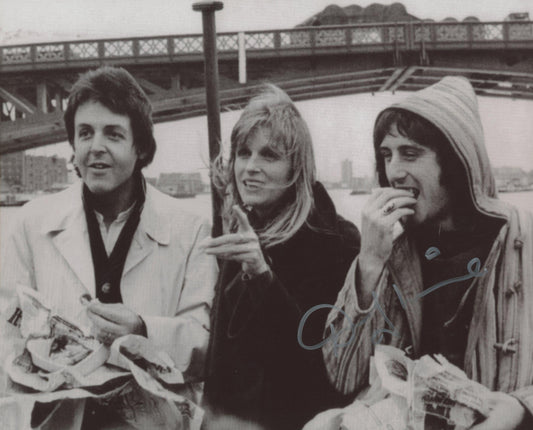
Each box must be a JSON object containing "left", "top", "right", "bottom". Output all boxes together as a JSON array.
[
  {"left": 261, "top": 150, "right": 281, "bottom": 161},
  {"left": 404, "top": 151, "right": 418, "bottom": 160},
  {"left": 236, "top": 148, "right": 250, "bottom": 157}
]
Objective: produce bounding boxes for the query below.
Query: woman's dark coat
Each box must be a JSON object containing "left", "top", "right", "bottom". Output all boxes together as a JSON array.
[{"left": 204, "top": 183, "right": 361, "bottom": 429}]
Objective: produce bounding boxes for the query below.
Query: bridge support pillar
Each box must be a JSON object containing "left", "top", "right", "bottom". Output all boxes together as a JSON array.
[
  {"left": 238, "top": 32, "right": 247, "bottom": 84},
  {"left": 54, "top": 92, "right": 63, "bottom": 112},
  {"left": 171, "top": 73, "right": 181, "bottom": 91},
  {"left": 36, "top": 83, "right": 48, "bottom": 114}
]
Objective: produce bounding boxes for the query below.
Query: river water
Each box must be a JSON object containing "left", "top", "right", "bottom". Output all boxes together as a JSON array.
[{"left": 2, "top": 190, "right": 533, "bottom": 258}]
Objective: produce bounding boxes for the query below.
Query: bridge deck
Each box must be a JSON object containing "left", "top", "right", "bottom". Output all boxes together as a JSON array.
[
  {"left": 1, "top": 21, "right": 533, "bottom": 154},
  {"left": 2, "top": 21, "right": 533, "bottom": 72}
]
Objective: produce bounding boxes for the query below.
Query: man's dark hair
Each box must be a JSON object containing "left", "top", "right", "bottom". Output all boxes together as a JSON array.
[
  {"left": 373, "top": 108, "right": 473, "bottom": 217},
  {"left": 64, "top": 66, "right": 156, "bottom": 170}
]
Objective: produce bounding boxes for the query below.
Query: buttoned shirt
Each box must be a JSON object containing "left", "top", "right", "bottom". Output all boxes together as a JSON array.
[{"left": 94, "top": 204, "right": 135, "bottom": 255}]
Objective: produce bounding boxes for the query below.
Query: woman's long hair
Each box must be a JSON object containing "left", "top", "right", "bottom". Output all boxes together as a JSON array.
[{"left": 213, "top": 84, "right": 316, "bottom": 248}]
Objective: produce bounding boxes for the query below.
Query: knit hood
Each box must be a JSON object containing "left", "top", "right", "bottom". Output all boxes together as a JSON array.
[{"left": 375, "top": 76, "right": 510, "bottom": 221}]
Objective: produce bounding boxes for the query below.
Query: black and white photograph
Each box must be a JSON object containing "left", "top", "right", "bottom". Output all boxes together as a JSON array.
[{"left": 1, "top": 0, "right": 533, "bottom": 429}]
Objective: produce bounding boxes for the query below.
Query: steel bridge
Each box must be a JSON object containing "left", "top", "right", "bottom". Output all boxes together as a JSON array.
[{"left": 1, "top": 20, "right": 533, "bottom": 154}]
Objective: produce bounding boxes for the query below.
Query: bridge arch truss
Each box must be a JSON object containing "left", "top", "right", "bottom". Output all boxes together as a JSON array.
[{"left": 1, "top": 20, "right": 533, "bottom": 153}]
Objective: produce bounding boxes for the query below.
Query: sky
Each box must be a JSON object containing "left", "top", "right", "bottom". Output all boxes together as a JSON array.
[
  {"left": 146, "top": 92, "right": 533, "bottom": 180},
  {"left": 3, "top": 0, "right": 533, "bottom": 182},
  {"left": 1, "top": 0, "right": 532, "bottom": 40}
]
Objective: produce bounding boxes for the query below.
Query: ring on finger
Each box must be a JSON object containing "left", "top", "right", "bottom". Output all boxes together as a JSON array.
[
  {"left": 102, "top": 332, "right": 114, "bottom": 345},
  {"left": 383, "top": 202, "right": 395, "bottom": 215}
]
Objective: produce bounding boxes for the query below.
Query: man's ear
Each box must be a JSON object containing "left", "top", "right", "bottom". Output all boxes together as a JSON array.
[{"left": 137, "top": 150, "right": 148, "bottom": 161}]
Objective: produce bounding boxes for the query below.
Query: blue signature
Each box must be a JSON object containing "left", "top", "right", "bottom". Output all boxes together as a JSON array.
[{"left": 297, "top": 247, "right": 487, "bottom": 354}]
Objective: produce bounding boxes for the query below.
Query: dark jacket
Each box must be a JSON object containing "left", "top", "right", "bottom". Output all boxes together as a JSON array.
[{"left": 204, "top": 182, "right": 360, "bottom": 430}]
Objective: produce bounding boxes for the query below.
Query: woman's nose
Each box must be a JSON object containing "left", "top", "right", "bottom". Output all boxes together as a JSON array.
[{"left": 245, "top": 156, "right": 261, "bottom": 172}]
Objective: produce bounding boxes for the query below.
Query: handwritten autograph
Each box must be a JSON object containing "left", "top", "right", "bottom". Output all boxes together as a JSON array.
[{"left": 297, "top": 246, "right": 488, "bottom": 354}]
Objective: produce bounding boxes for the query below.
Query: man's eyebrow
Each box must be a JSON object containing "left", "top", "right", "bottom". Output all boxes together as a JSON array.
[
  {"left": 399, "top": 144, "right": 424, "bottom": 151},
  {"left": 75, "top": 122, "right": 126, "bottom": 128},
  {"left": 103, "top": 124, "right": 129, "bottom": 132}
]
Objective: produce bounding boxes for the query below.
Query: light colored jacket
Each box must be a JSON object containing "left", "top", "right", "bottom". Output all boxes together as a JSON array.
[
  {"left": 0, "top": 181, "right": 218, "bottom": 429},
  {"left": 323, "top": 77, "right": 533, "bottom": 418}
]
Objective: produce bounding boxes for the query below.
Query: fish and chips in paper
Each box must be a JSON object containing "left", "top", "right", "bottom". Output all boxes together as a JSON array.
[
  {"left": 0, "top": 285, "right": 203, "bottom": 430},
  {"left": 304, "top": 345, "right": 492, "bottom": 430}
]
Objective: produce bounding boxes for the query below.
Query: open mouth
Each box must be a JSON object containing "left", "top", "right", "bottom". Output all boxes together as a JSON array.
[
  {"left": 88, "top": 163, "right": 111, "bottom": 170},
  {"left": 243, "top": 179, "right": 263, "bottom": 189},
  {"left": 394, "top": 186, "right": 419, "bottom": 199}
]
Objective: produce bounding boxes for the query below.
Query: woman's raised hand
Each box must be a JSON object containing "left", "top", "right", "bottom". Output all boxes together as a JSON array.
[{"left": 201, "top": 205, "right": 270, "bottom": 276}]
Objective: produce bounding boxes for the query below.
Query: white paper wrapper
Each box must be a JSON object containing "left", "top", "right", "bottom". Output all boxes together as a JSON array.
[
  {"left": 2, "top": 285, "right": 203, "bottom": 430},
  {"left": 304, "top": 346, "right": 492, "bottom": 430},
  {"left": 340, "top": 396, "right": 407, "bottom": 430}
]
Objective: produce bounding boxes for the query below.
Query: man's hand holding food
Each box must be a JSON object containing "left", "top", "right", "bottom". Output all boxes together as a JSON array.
[
  {"left": 469, "top": 392, "right": 527, "bottom": 430},
  {"left": 357, "top": 187, "right": 416, "bottom": 307},
  {"left": 87, "top": 302, "right": 146, "bottom": 346}
]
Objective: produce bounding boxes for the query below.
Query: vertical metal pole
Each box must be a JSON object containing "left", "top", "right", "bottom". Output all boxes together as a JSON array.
[
  {"left": 193, "top": 1, "right": 224, "bottom": 237},
  {"left": 238, "top": 32, "right": 247, "bottom": 84},
  {"left": 36, "top": 83, "right": 48, "bottom": 114}
]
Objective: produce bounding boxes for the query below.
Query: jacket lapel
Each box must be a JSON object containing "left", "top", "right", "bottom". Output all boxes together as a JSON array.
[
  {"left": 44, "top": 183, "right": 96, "bottom": 297},
  {"left": 44, "top": 184, "right": 170, "bottom": 289},
  {"left": 122, "top": 229, "right": 157, "bottom": 277},
  {"left": 122, "top": 185, "right": 170, "bottom": 277}
]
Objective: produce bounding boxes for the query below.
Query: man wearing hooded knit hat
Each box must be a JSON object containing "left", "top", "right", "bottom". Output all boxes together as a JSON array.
[{"left": 320, "top": 77, "right": 533, "bottom": 429}]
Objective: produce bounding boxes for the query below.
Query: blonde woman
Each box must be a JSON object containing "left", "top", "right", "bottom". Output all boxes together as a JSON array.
[{"left": 202, "top": 85, "right": 361, "bottom": 430}]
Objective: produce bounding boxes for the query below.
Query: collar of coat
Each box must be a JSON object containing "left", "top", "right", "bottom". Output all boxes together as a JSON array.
[
  {"left": 40, "top": 180, "right": 171, "bottom": 245},
  {"left": 308, "top": 181, "right": 340, "bottom": 231}
]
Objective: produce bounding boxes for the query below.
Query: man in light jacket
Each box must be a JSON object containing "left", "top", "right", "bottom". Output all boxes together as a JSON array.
[
  {"left": 0, "top": 66, "right": 217, "bottom": 429},
  {"left": 322, "top": 76, "right": 533, "bottom": 429}
]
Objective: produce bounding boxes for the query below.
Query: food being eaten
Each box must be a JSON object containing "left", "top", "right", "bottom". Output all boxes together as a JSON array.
[
  {"left": 49, "top": 334, "right": 94, "bottom": 366},
  {"left": 394, "top": 186, "right": 420, "bottom": 199},
  {"left": 45, "top": 315, "right": 102, "bottom": 366},
  {"left": 118, "top": 336, "right": 184, "bottom": 386}
]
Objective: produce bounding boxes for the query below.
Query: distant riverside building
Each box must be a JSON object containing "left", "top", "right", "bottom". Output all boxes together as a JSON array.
[
  {"left": 0, "top": 177, "right": 11, "bottom": 194},
  {"left": 341, "top": 159, "right": 353, "bottom": 188},
  {"left": 0, "top": 152, "right": 25, "bottom": 192},
  {"left": 24, "top": 156, "right": 49, "bottom": 192},
  {"left": 25, "top": 155, "right": 68, "bottom": 192},
  {"left": 352, "top": 176, "right": 373, "bottom": 192},
  {"left": 145, "top": 177, "right": 157, "bottom": 187},
  {"left": 0, "top": 152, "right": 68, "bottom": 193},
  {"left": 493, "top": 166, "right": 530, "bottom": 191},
  {"left": 157, "top": 172, "right": 204, "bottom": 197},
  {"left": 47, "top": 156, "right": 68, "bottom": 191},
  {"left": 493, "top": 166, "right": 527, "bottom": 182}
]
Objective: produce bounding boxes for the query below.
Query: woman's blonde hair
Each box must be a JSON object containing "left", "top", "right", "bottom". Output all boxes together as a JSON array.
[{"left": 213, "top": 84, "right": 316, "bottom": 248}]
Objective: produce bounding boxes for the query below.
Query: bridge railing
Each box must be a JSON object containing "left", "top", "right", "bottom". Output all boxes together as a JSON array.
[{"left": 1, "top": 21, "right": 533, "bottom": 69}]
